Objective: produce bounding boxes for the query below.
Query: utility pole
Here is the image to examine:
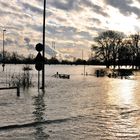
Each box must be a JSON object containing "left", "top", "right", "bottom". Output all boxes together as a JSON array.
[
  {"left": 42, "top": 0, "right": 46, "bottom": 90},
  {"left": 82, "top": 49, "right": 86, "bottom": 76}
]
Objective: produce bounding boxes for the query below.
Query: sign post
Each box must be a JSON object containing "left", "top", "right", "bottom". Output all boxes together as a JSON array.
[
  {"left": 35, "top": 0, "right": 46, "bottom": 90},
  {"left": 35, "top": 43, "right": 43, "bottom": 89}
]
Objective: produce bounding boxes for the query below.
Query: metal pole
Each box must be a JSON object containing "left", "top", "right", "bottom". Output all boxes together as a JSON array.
[
  {"left": 84, "top": 64, "right": 85, "bottom": 76},
  {"left": 82, "top": 50, "right": 85, "bottom": 76},
  {"left": 42, "top": 0, "right": 46, "bottom": 90},
  {"left": 38, "top": 71, "right": 40, "bottom": 90},
  {"left": 2, "top": 29, "right": 6, "bottom": 71}
]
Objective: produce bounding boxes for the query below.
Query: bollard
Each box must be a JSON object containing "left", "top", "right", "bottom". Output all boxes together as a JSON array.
[{"left": 17, "top": 87, "right": 20, "bottom": 97}]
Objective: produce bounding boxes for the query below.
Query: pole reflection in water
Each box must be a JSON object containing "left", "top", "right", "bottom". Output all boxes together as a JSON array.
[{"left": 32, "top": 91, "right": 49, "bottom": 140}]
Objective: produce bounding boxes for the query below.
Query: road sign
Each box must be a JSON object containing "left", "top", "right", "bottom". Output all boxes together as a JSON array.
[
  {"left": 35, "top": 52, "right": 43, "bottom": 71},
  {"left": 36, "top": 43, "right": 43, "bottom": 52},
  {"left": 35, "top": 63, "right": 43, "bottom": 71}
]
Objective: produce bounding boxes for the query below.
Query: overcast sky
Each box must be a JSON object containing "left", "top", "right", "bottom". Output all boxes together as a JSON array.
[{"left": 0, "top": 0, "right": 140, "bottom": 59}]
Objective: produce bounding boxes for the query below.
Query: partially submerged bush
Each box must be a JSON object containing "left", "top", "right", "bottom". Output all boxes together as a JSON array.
[
  {"left": 95, "top": 69, "right": 107, "bottom": 77},
  {"left": 8, "top": 65, "right": 33, "bottom": 88},
  {"left": 22, "top": 65, "right": 32, "bottom": 71},
  {"left": 117, "top": 69, "right": 133, "bottom": 76}
]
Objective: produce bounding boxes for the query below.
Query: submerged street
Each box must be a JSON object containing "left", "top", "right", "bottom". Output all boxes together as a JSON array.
[{"left": 0, "top": 65, "right": 140, "bottom": 139}]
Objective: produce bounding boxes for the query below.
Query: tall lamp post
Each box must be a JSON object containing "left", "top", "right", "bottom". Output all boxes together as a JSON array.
[
  {"left": 42, "top": 0, "right": 46, "bottom": 90},
  {"left": 2, "top": 29, "right": 6, "bottom": 71}
]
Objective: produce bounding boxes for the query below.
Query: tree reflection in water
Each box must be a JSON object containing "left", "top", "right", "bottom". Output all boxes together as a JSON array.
[{"left": 32, "top": 91, "right": 49, "bottom": 140}]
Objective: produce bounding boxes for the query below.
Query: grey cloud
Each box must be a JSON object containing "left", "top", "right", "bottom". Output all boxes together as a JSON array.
[
  {"left": 47, "top": 23, "right": 93, "bottom": 41},
  {"left": 48, "top": 0, "right": 109, "bottom": 17},
  {"left": 55, "top": 17, "right": 67, "bottom": 23},
  {"left": 77, "top": 31, "right": 93, "bottom": 40},
  {"left": 81, "top": 0, "right": 109, "bottom": 17},
  {"left": 63, "top": 26, "right": 77, "bottom": 33},
  {"left": 0, "top": 2, "right": 31, "bottom": 20},
  {"left": 0, "top": 1, "right": 20, "bottom": 12},
  {"left": 31, "top": 25, "right": 43, "bottom": 32},
  {"left": 24, "top": 37, "right": 34, "bottom": 50},
  {"left": 0, "top": 1, "right": 30, "bottom": 20},
  {"left": 24, "top": 37, "right": 30, "bottom": 44},
  {"left": 46, "top": 25, "right": 77, "bottom": 37},
  {"left": 48, "top": 0, "right": 78, "bottom": 11},
  {"left": 21, "top": 2, "right": 43, "bottom": 14},
  {"left": 91, "top": 4, "right": 109, "bottom": 17},
  {"left": 46, "top": 10, "right": 53, "bottom": 17},
  {"left": 0, "top": 9, "right": 29, "bottom": 19},
  {"left": 136, "top": 0, "right": 140, "bottom": 3},
  {"left": 104, "top": 0, "right": 140, "bottom": 18},
  {"left": 87, "top": 26, "right": 106, "bottom": 33},
  {"left": 5, "top": 38, "right": 15, "bottom": 46},
  {"left": 4, "top": 37, "right": 21, "bottom": 48},
  {"left": 24, "top": 23, "right": 44, "bottom": 33},
  {"left": 46, "top": 25, "right": 64, "bottom": 35},
  {"left": 88, "top": 18, "right": 101, "bottom": 25}
]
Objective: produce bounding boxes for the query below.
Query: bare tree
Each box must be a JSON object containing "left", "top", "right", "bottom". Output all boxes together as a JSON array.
[
  {"left": 92, "top": 30, "right": 124, "bottom": 68},
  {"left": 130, "top": 33, "right": 140, "bottom": 69}
]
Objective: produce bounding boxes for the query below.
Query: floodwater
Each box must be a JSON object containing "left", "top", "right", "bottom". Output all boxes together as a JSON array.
[{"left": 0, "top": 64, "right": 140, "bottom": 140}]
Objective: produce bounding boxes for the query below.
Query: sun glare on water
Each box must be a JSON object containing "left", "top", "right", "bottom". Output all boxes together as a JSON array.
[{"left": 107, "top": 80, "right": 137, "bottom": 106}]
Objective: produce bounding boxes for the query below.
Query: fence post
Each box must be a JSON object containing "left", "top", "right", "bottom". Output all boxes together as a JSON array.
[{"left": 17, "top": 86, "right": 20, "bottom": 97}]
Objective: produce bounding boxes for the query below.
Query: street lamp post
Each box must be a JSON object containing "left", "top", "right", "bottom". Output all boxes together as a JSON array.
[
  {"left": 42, "top": 0, "right": 46, "bottom": 90},
  {"left": 2, "top": 29, "right": 6, "bottom": 71}
]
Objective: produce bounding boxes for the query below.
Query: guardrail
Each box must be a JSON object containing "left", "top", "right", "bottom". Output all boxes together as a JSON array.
[{"left": 0, "top": 86, "right": 20, "bottom": 97}]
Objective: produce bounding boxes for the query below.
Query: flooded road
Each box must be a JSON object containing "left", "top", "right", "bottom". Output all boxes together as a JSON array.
[{"left": 0, "top": 64, "right": 140, "bottom": 139}]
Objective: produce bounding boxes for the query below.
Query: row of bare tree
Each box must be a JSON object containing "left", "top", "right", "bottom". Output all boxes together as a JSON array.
[
  {"left": 0, "top": 51, "right": 34, "bottom": 64},
  {"left": 91, "top": 30, "right": 140, "bottom": 69}
]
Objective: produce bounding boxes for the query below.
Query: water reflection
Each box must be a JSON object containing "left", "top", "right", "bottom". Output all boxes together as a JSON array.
[
  {"left": 102, "top": 79, "right": 140, "bottom": 138},
  {"left": 118, "top": 81, "right": 135, "bottom": 105},
  {"left": 32, "top": 91, "right": 49, "bottom": 140},
  {"left": 106, "top": 80, "right": 136, "bottom": 106}
]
